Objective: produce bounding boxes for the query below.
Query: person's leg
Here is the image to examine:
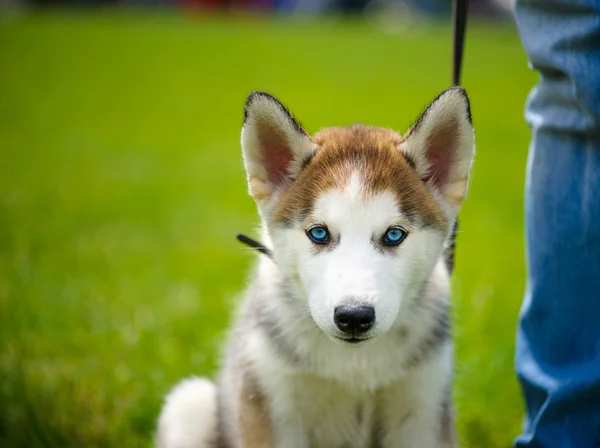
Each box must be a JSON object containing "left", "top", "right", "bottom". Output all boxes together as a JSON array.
[{"left": 514, "top": 1, "right": 600, "bottom": 446}]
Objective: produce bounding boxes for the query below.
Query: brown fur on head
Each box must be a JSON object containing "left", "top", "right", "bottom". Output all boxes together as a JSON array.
[
  {"left": 273, "top": 125, "right": 445, "bottom": 231},
  {"left": 241, "top": 88, "right": 474, "bottom": 232}
]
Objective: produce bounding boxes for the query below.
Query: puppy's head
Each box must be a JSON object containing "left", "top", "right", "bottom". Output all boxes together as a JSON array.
[{"left": 241, "top": 89, "right": 474, "bottom": 345}]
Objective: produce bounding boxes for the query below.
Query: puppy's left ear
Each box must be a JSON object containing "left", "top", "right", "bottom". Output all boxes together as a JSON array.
[
  {"left": 400, "top": 87, "right": 475, "bottom": 219},
  {"left": 241, "top": 92, "right": 316, "bottom": 218}
]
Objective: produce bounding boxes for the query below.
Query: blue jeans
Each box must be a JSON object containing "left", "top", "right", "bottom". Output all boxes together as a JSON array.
[{"left": 514, "top": 1, "right": 600, "bottom": 446}]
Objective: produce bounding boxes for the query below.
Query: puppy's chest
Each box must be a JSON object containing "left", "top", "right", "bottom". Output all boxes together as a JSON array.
[
  {"left": 284, "top": 378, "right": 408, "bottom": 448},
  {"left": 301, "top": 388, "right": 377, "bottom": 448}
]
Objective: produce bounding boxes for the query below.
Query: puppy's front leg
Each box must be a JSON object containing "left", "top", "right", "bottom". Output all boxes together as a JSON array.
[
  {"left": 378, "top": 356, "right": 453, "bottom": 448},
  {"left": 236, "top": 371, "right": 275, "bottom": 448},
  {"left": 262, "top": 373, "right": 310, "bottom": 448},
  {"left": 236, "top": 371, "right": 309, "bottom": 448},
  {"left": 272, "top": 417, "right": 309, "bottom": 448},
  {"left": 380, "top": 409, "right": 440, "bottom": 448}
]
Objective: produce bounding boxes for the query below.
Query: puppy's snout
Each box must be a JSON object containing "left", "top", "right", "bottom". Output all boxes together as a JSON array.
[{"left": 334, "top": 305, "right": 375, "bottom": 335}]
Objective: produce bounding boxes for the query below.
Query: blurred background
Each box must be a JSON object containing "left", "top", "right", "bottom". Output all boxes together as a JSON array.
[{"left": 0, "top": 0, "right": 534, "bottom": 446}]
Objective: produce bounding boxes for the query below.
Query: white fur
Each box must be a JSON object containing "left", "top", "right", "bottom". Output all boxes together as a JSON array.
[{"left": 157, "top": 377, "right": 217, "bottom": 448}]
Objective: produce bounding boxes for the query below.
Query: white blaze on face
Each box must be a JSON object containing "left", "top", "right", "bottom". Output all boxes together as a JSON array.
[{"left": 290, "top": 173, "right": 445, "bottom": 340}]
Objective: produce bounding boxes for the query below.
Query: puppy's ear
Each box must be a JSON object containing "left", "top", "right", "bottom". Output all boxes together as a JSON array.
[
  {"left": 400, "top": 87, "right": 475, "bottom": 219},
  {"left": 241, "top": 92, "right": 315, "bottom": 217}
]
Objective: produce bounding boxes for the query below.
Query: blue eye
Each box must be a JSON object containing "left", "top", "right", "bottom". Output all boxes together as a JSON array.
[
  {"left": 383, "top": 227, "right": 407, "bottom": 246},
  {"left": 307, "top": 226, "right": 330, "bottom": 244}
]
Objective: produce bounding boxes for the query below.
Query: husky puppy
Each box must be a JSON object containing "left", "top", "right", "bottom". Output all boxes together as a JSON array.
[{"left": 158, "top": 87, "right": 475, "bottom": 448}]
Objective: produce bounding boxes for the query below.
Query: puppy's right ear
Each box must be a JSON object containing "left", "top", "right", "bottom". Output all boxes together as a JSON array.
[{"left": 241, "top": 92, "right": 315, "bottom": 217}]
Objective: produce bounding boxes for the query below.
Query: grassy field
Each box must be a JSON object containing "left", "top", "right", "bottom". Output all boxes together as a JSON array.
[{"left": 0, "top": 11, "right": 535, "bottom": 447}]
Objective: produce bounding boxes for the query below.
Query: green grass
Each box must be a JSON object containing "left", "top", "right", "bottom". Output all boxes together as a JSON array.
[{"left": 0, "top": 11, "right": 535, "bottom": 447}]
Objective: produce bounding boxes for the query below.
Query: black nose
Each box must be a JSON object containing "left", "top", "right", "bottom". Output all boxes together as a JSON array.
[{"left": 334, "top": 305, "right": 375, "bottom": 335}]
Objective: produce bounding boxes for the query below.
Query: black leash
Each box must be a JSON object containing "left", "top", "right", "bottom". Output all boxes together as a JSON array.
[
  {"left": 236, "top": 233, "right": 272, "bottom": 258},
  {"left": 447, "top": 0, "right": 469, "bottom": 274},
  {"left": 452, "top": 0, "right": 468, "bottom": 87},
  {"left": 237, "top": 1, "right": 469, "bottom": 264}
]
